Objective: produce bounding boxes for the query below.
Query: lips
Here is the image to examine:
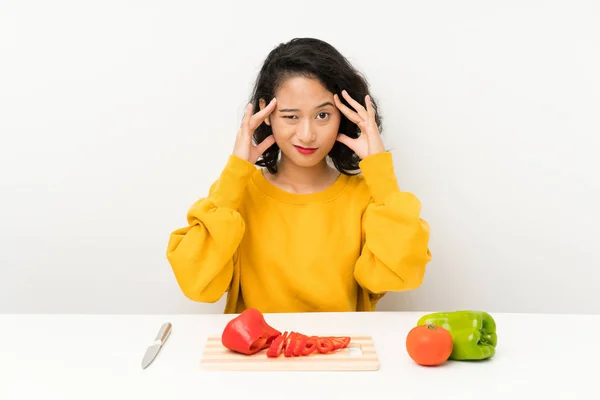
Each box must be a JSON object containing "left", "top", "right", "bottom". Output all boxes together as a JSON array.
[{"left": 294, "top": 145, "right": 317, "bottom": 155}]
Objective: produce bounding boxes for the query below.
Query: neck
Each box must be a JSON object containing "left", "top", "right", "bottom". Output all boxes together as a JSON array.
[{"left": 269, "top": 155, "right": 338, "bottom": 194}]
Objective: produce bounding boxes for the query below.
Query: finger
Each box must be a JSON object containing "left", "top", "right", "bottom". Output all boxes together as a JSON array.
[
  {"left": 341, "top": 90, "right": 368, "bottom": 119},
  {"left": 365, "top": 95, "right": 375, "bottom": 119},
  {"left": 256, "top": 135, "right": 275, "bottom": 155},
  {"left": 250, "top": 98, "right": 277, "bottom": 130},
  {"left": 241, "top": 103, "right": 253, "bottom": 132},
  {"left": 333, "top": 94, "right": 362, "bottom": 125},
  {"left": 364, "top": 95, "right": 378, "bottom": 135},
  {"left": 336, "top": 133, "right": 355, "bottom": 150},
  {"left": 255, "top": 134, "right": 276, "bottom": 154}
]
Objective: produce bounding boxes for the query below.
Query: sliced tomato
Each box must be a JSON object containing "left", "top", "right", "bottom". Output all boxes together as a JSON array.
[{"left": 266, "top": 331, "right": 288, "bottom": 358}]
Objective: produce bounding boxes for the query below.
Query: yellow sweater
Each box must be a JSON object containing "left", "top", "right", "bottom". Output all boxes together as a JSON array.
[{"left": 166, "top": 151, "right": 432, "bottom": 313}]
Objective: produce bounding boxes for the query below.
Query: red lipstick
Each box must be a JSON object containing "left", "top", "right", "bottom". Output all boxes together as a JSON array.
[{"left": 294, "top": 146, "right": 317, "bottom": 155}]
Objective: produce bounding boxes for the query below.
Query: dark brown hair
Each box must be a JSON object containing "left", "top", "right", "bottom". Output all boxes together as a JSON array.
[{"left": 248, "top": 38, "right": 383, "bottom": 175}]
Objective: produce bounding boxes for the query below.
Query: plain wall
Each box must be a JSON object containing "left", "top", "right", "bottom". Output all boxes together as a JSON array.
[{"left": 1, "top": 0, "right": 599, "bottom": 314}]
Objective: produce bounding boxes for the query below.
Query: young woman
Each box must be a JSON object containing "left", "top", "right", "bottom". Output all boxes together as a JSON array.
[{"left": 166, "top": 38, "right": 432, "bottom": 314}]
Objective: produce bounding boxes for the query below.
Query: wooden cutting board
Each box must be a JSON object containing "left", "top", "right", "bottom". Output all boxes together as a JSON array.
[{"left": 200, "top": 334, "right": 380, "bottom": 371}]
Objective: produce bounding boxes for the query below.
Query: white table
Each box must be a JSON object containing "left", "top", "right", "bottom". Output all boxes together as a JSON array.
[{"left": 1, "top": 311, "right": 598, "bottom": 399}]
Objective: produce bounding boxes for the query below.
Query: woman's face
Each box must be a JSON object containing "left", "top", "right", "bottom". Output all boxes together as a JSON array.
[{"left": 260, "top": 76, "right": 342, "bottom": 168}]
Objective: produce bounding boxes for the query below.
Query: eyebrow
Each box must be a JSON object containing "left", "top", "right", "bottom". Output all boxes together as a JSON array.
[{"left": 278, "top": 101, "right": 334, "bottom": 112}]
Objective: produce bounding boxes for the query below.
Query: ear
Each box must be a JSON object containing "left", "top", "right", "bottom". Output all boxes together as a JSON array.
[{"left": 258, "top": 98, "right": 272, "bottom": 126}]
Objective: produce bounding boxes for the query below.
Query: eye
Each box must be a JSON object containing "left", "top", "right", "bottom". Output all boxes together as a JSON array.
[
  {"left": 282, "top": 115, "right": 297, "bottom": 119},
  {"left": 317, "top": 112, "right": 330, "bottom": 120}
]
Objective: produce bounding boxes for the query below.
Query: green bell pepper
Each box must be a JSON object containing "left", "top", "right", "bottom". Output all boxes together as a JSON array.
[{"left": 417, "top": 310, "right": 497, "bottom": 361}]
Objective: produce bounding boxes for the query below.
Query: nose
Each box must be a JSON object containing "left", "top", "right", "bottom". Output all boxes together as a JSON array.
[{"left": 296, "top": 120, "right": 316, "bottom": 144}]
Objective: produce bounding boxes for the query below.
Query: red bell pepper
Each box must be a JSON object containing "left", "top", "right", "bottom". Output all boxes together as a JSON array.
[
  {"left": 294, "top": 334, "right": 309, "bottom": 357},
  {"left": 300, "top": 336, "right": 318, "bottom": 356},
  {"left": 220, "top": 308, "right": 352, "bottom": 358},
  {"left": 316, "top": 337, "right": 334, "bottom": 353},
  {"left": 284, "top": 332, "right": 298, "bottom": 357},
  {"left": 221, "top": 308, "right": 281, "bottom": 355},
  {"left": 329, "top": 336, "right": 351, "bottom": 350},
  {"left": 266, "top": 331, "right": 288, "bottom": 357}
]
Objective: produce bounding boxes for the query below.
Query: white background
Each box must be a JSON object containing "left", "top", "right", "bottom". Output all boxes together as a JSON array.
[{"left": 1, "top": 0, "right": 598, "bottom": 315}]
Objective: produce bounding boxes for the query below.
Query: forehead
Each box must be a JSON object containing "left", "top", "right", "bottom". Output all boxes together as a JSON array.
[{"left": 275, "top": 76, "right": 333, "bottom": 109}]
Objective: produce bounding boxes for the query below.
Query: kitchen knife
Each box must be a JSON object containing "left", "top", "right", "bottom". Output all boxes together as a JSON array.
[{"left": 141, "top": 322, "right": 172, "bottom": 369}]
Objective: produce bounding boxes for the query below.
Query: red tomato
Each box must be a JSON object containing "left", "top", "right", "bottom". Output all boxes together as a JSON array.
[{"left": 405, "top": 324, "right": 453, "bottom": 366}]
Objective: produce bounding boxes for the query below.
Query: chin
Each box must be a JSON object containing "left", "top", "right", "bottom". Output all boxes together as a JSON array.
[{"left": 281, "top": 148, "right": 327, "bottom": 167}]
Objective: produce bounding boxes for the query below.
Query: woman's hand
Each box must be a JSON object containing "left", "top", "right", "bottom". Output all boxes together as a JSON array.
[
  {"left": 233, "top": 98, "right": 277, "bottom": 163},
  {"left": 334, "top": 90, "right": 385, "bottom": 159}
]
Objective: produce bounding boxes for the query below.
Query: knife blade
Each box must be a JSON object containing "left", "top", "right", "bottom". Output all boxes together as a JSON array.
[{"left": 141, "top": 322, "right": 172, "bottom": 369}]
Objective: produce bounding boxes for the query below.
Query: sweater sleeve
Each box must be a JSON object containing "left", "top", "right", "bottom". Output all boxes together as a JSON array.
[
  {"left": 353, "top": 152, "right": 432, "bottom": 296},
  {"left": 166, "top": 155, "right": 257, "bottom": 303}
]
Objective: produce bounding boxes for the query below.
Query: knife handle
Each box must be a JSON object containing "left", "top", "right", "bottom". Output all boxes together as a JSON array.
[{"left": 155, "top": 322, "right": 172, "bottom": 343}]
